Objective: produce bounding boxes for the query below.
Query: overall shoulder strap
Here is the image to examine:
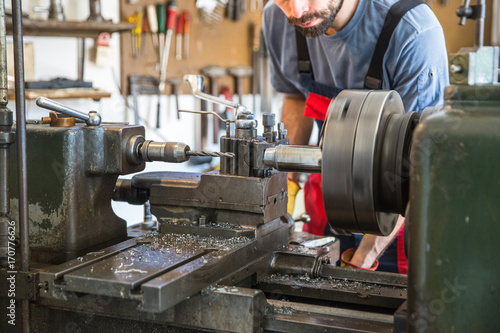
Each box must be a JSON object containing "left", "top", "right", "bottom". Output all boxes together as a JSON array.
[
  {"left": 295, "top": 29, "right": 315, "bottom": 80},
  {"left": 364, "top": 0, "right": 425, "bottom": 89}
]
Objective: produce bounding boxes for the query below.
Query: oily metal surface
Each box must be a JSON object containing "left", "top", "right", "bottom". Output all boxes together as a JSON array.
[{"left": 322, "top": 90, "right": 402, "bottom": 235}]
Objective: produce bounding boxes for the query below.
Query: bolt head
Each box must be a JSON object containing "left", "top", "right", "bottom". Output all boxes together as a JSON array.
[{"left": 87, "top": 111, "right": 102, "bottom": 126}]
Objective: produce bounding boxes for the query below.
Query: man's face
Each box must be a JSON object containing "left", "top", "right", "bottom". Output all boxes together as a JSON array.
[{"left": 274, "top": 0, "right": 344, "bottom": 37}]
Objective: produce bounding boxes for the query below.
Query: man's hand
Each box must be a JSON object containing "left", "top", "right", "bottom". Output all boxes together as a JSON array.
[{"left": 349, "top": 215, "right": 405, "bottom": 269}]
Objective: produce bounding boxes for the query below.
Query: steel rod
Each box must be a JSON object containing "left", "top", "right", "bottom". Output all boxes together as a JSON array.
[
  {"left": 476, "top": 0, "right": 485, "bottom": 48},
  {"left": 11, "top": 0, "right": 29, "bottom": 270},
  {"left": 11, "top": 0, "right": 31, "bottom": 329},
  {"left": 0, "top": 0, "right": 11, "bottom": 218}
]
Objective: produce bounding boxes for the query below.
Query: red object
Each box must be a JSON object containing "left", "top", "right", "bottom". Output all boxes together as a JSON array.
[
  {"left": 304, "top": 92, "right": 332, "bottom": 121},
  {"left": 397, "top": 222, "right": 408, "bottom": 274},
  {"left": 166, "top": 3, "right": 178, "bottom": 30},
  {"left": 341, "top": 248, "right": 379, "bottom": 271},
  {"left": 182, "top": 11, "right": 191, "bottom": 34},
  {"left": 176, "top": 14, "right": 183, "bottom": 34},
  {"left": 142, "top": 8, "right": 150, "bottom": 33},
  {"left": 303, "top": 174, "right": 328, "bottom": 235}
]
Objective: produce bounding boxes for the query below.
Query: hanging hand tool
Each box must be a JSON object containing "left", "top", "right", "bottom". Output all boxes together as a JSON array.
[
  {"left": 156, "top": 3, "right": 166, "bottom": 66},
  {"left": 201, "top": 66, "right": 226, "bottom": 143},
  {"left": 176, "top": 14, "right": 183, "bottom": 60},
  {"left": 141, "top": 7, "right": 150, "bottom": 56},
  {"left": 251, "top": 24, "right": 261, "bottom": 113},
  {"left": 228, "top": 65, "right": 253, "bottom": 104},
  {"left": 158, "top": 1, "right": 178, "bottom": 92},
  {"left": 157, "top": 1, "right": 178, "bottom": 128},
  {"left": 167, "top": 78, "right": 182, "bottom": 119},
  {"left": 182, "top": 11, "right": 191, "bottom": 59},
  {"left": 147, "top": 5, "right": 159, "bottom": 59},
  {"left": 129, "top": 9, "right": 142, "bottom": 58}
]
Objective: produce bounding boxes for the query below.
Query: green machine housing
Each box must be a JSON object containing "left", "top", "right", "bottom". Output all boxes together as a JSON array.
[
  {"left": 9, "top": 122, "right": 145, "bottom": 265},
  {"left": 409, "top": 85, "right": 500, "bottom": 332}
]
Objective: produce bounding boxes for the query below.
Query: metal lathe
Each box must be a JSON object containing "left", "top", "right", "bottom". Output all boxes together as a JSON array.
[{"left": 1, "top": 1, "right": 500, "bottom": 332}]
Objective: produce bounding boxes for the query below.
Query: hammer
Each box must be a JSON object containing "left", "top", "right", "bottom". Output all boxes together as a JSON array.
[
  {"left": 201, "top": 66, "right": 226, "bottom": 143},
  {"left": 228, "top": 65, "right": 253, "bottom": 107}
]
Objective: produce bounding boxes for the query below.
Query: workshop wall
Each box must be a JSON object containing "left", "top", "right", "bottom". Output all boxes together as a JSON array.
[{"left": 119, "top": 0, "right": 263, "bottom": 95}]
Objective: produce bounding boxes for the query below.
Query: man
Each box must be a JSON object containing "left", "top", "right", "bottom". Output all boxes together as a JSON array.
[{"left": 263, "top": 0, "right": 449, "bottom": 271}]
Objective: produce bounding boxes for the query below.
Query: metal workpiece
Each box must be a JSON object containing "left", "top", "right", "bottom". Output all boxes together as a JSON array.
[
  {"left": 264, "top": 145, "right": 322, "bottom": 173},
  {"left": 36, "top": 97, "right": 102, "bottom": 126},
  {"left": 137, "top": 139, "right": 190, "bottom": 163},
  {"left": 322, "top": 90, "right": 417, "bottom": 236}
]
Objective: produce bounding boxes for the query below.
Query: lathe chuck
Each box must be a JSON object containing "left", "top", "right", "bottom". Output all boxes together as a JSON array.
[{"left": 321, "top": 90, "right": 418, "bottom": 236}]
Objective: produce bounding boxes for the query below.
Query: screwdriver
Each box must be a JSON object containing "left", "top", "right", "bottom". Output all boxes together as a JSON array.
[
  {"left": 147, "top": 5, "right": 159, "bottom": 58},
  {"left": 156, "top": 3, "right": 166, "bottom": 66},
  {"left": 128, "top": 9, "right": 142, "bottom": 58},
  {"left": 158, "top": 1, "right": 178, "bottom": 91},
  {"left": 182, "top": 11, "right": 191, "bottom": 59},
  {"left": 176, "top": 14, "right": 183, "bottom": 60},
  {"left": 134, "top": 10, "right": 143, "bottom": 58},
  {"left": 141, "top": 7, "right": 149, "bottom": 56}
]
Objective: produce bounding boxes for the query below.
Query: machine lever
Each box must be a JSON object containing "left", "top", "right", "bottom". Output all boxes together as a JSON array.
[
  {"left": 178, "top": 109, "right": 233, "bottom": 137},
  {"left": 183, "top": 74, "right": 247, "bottom": 116},
  {"left": 36, "top": 97, "right": 101, "bottom": 126}
]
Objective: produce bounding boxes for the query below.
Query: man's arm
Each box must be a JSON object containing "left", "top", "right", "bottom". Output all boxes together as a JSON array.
[
  {"left": 281, "top": 94, "right": 313, "bottom": 145},
  {"left": 349, "top": 215, "right": 405, "bottom": 269}
]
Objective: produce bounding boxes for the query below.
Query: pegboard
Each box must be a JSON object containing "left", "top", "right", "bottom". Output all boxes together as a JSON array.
[{"left": 119, "top": 1, "right": 265, "bottom": 96}]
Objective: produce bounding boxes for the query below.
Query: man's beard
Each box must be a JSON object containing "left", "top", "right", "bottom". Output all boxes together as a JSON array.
[{"left": 288, "top": 0, "right": 344, "bottom": 38}]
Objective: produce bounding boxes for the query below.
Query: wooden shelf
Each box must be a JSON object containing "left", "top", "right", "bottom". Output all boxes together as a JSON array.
[
  {"left": 9, "top": 88, "right": 112, "bottom": 101},
  {"left": 6, "top": 18, "right": 134, "bottom": 38}
]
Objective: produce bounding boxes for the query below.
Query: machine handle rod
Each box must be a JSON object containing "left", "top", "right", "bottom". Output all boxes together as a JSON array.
[
  {"left": 36, "top": 97, "right": 101, "bottom": 126},
  {"left": 183, "top": 74, "right": 247, "bottom": 116}
]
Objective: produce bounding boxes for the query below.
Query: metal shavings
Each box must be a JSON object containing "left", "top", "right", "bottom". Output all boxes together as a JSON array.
[
  {"left": 114, "top": 269, "right": 148, "bottom": 274},
  {"left": 206, "top": 221, "right": 243, "bottom": 230},
  {"left": 274, "top": 305, "right": 297, "bottom": 316},
  {"left": 86, "top": 251, "right": 105, "bottom": 255},
  {"left": 264, "top": 273, "right": 384, "bottom": 294}
]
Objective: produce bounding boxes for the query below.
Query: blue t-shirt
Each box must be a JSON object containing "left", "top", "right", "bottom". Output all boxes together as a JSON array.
[{"left": 263, "top": 0, "right": 450, "bottom": 113}]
